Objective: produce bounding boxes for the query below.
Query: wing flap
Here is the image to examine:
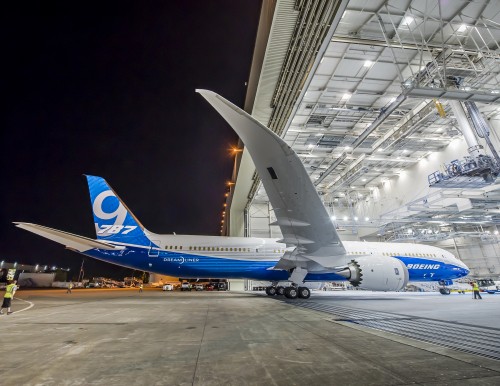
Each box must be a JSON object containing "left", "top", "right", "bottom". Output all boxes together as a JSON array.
[{"left": 14, "top": 222, "right": 125, "bottom": 252}]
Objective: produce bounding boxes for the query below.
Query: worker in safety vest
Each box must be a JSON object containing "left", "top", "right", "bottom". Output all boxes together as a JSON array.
[
  {"left": 472, "top": 281, "right": 482, "bottom": 300},
  {"left": 1, "top": 280, "right": 18, "bottom": 315}
]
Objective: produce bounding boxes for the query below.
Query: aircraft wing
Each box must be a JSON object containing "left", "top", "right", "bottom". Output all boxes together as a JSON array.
[
  {"left": 14, "top": 222, "right": 125, "bottom": 252},
  {"left": 197, "top": 90, "right": 346, "bottom": 268}
]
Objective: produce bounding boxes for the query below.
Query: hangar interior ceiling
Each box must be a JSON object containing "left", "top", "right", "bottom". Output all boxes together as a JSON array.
[{"left": 231, "top": 0, "right": 500, "bottom": 278}]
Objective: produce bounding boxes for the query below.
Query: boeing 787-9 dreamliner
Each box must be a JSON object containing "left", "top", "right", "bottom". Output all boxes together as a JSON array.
[{"left": 15, "top": 90, "right": 469, "bottom": 299}]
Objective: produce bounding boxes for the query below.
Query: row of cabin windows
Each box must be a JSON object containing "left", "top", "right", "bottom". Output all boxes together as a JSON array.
[
  {"left": 346, "top": 251, "right": 437, "bottom": 258},
  {"left": 163, "top": 245, "right": 285, "bottom": 253},
  {"left": 189, "top": 246, "right": 252, "bottom": 252},
  {"left": 161, "top": 246, "right": 435, "bottom": 258},
  {"left": 382, "top": 252, "right": 436, "bottom": 258}
]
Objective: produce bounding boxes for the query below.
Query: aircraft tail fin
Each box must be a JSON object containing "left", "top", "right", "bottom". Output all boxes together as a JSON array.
[{"left": 85, "top": 175, "right": 152, "bottom": 247}]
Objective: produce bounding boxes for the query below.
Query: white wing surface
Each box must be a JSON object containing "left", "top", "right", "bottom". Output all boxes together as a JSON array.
[
  {"left": 14, "top": 222, "right": 125, "bottom": 252},
  {"left": 197, "top": 90, "right": 346, "bottom": 268}
]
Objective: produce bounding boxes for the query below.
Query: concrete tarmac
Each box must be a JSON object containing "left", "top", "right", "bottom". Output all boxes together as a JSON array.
[{"left": 1, "top": 288, "right": 500, "bottom": 385}]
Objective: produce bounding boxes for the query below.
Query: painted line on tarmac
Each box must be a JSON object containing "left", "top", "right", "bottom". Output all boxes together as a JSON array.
[{"left": 12, "top": 297, "right": 34, "bottom": 314}]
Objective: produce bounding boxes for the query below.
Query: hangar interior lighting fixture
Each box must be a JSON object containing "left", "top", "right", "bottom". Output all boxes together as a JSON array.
[{"left": 400, "top": 15, "right": 414, "bottom": 28}]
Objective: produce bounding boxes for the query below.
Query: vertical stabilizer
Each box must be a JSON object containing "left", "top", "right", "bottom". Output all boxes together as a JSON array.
[{"left": 85, "top": 175, "right": 152, "bottom": 247}]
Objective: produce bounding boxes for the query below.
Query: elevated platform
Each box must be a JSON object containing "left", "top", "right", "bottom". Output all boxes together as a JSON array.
[{"left": 428, "top": 175, "right": 495, "bottom": 189}]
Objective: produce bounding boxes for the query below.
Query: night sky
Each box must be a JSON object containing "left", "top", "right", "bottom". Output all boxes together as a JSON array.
[{"left": 2, "top": 1, "right": 262, "bottom": 279}]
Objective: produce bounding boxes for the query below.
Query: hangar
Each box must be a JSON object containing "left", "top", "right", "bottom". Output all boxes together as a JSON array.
[
  {"left": 225, "top": 0, "right": 500, "bottom": 291},
  {"left": 3, "top": 2, "right": 500, "bottom": 384}
]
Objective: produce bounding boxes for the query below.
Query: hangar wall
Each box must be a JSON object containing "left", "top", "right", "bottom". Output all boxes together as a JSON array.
[{"left": 437, "top": 237, "right": 500, "bottom": 278}]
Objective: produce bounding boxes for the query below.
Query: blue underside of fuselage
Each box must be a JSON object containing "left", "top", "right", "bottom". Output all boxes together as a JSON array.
[{"left": 85, "top": 247, "right": 469, "bottom": 282}]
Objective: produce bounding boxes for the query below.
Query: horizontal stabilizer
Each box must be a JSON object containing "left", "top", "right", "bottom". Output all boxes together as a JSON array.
[{"left": 14, "top": 222, "right": 125, "bottom": 252}]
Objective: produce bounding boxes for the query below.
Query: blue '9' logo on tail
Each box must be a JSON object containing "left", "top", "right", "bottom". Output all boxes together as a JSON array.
[{"left": 85, "top": 175, "right": 152, "bottom": 247}]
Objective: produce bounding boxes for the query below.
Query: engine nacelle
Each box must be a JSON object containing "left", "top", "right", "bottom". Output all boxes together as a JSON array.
[{"left": 341, "top": 255, "right": 409, "bottom": 291}]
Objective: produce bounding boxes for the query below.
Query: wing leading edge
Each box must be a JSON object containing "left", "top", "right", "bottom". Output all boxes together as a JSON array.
[{"left": 197, "top": 90, "right": 346, "bottom": 270}]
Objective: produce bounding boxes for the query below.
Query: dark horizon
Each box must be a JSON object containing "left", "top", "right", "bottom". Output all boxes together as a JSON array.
[{"left": 2, "top": 1, "right": 262, "bottom": 280}]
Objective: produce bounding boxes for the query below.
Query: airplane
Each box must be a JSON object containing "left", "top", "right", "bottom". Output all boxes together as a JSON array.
[{"left": 15, "top": 89, "right": 470, "bottom": 299}]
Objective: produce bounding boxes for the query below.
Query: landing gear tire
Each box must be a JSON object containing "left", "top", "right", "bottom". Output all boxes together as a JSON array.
[
  {"left": 265, "top": 286, "right": 276, "bottom": 296},
  {"left": 439, "top": 288, "right": 451, "bottom": 295},
  {"left": 297, "top": 287, "right": 311, "bottom": 299},
  {"left": 284, "top": 286, "right": 298, "bottom": 299},
  {"left": 276, "top": 286, "right": 285, "bottom": 296}
]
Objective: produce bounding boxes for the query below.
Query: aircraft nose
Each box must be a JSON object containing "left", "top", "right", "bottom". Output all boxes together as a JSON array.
[{"left": 458, "top": 267, "right": 470, "bottom": 277}]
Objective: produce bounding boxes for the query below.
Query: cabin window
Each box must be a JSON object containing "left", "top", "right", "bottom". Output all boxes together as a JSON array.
[
  {"left": 189, "top": 246, "right": 192, "bottom": 251},
  {"left": 179, "top": 246, "right": 183, "bottom": 250}
]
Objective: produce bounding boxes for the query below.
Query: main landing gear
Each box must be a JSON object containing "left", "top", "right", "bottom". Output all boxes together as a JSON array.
[{"left": 265, "top": 285, "right": 310, "bottom": 299}]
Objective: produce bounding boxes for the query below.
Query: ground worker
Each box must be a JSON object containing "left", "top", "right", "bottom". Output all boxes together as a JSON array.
[
  {"left": 472, "top": 281, "right": 482, "bottom": 300},
  {"left": 67, "top": 281, "right": 73, "bottom": 294},
  {"left": 139, "top": 284, "right": 143, "bottom": 293},
  {"left": 0, "top": 280, "right": 18, "bottom": 315}
]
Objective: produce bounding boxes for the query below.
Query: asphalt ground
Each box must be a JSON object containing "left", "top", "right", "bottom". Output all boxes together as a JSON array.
[{"left": 1, "top": 288, "right": 500, "bottom": 385}]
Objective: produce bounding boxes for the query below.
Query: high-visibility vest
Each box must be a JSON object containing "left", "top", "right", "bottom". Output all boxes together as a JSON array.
[
  {"left": 4, "top": 284, "right": 16, "bottom": 299},
  {"left": 473, "top": 283, "right": 479, "bottom": 291}
]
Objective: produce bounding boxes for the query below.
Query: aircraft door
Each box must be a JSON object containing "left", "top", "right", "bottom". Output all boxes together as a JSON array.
[{"left": 149, "top": 241, "right": 160, "bottom": 257}]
